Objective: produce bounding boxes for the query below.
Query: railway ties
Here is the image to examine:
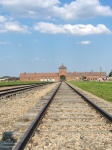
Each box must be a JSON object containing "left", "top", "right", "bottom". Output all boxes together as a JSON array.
[
  {"left": 0, "top": 82, "right": 58, "bottom": 150},
  {"left": 0, "top": 83, "right": 52, "bottom": 101},
  {"left": 22, "top": 82, "right": 112, "bottom": 150},
  {"left": 68, "top": 83, "right": 112, "bottom": 115},
  {"left": 1, "top": 82, "right": 110, "bottom": 149}
]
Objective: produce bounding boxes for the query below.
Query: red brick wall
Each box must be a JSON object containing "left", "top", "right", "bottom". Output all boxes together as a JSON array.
[
  {"left": 20, "top": 70, "right": 106, "bottom": 82},
  {"left": 20, "top": 73, "right": 60, "bottom": 82}
]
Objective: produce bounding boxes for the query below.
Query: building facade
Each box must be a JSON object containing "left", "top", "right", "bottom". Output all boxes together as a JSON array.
[{"left": 20, "top": 64, "right": 106, "bottom": 82}]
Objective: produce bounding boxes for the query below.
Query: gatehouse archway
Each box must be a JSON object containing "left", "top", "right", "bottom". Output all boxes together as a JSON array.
[{"left": 60, "top": 75, "right": 66, "bottom": 81}]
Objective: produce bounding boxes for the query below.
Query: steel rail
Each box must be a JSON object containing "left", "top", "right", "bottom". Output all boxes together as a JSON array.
[
  {"left": 0, "top": 82, "right": 51, "bottom": 98},
  {"left": 13, "top": 82, "right": 61, "bottom": 150},
  {"left": 0, "top": 82, "right": 51, "bottom": 93},
  {"left": 66, "top": 82, "right": 112, "bottom": 122},
  {"left": 0, "top": 85, "right": 34, "bottom": 93},
  {"left": 0, "top": 82, "right": 51, "bottom": 88}
]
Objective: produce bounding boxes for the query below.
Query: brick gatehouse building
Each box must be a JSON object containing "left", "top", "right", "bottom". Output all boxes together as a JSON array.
[{"left": 20, "top": 64, "right": 106, "bottom": 82}]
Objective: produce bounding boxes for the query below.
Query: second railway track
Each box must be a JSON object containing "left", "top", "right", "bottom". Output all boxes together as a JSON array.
[
  {"left": 2, "top": 82, "right": 112, "bottom": 150},
  {"left": 0, "top": 83, "right": 51, "bottom": 100}
]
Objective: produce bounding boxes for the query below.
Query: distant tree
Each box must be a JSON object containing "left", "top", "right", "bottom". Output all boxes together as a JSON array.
[
  {"left": 109, "top": 70, "right": 112, "bottom": 77},
  {"left": 0, "top": 76, "right": 10, "bottom": 79}
]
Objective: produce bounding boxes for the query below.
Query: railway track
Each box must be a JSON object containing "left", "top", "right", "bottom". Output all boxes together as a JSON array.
[
  {"left": 0, "top": 82, "right": 51, "bottom": 100},
  {"left": 0, "top": 82, "right": 58, "bottom": 150},
  {"left": 1, "top": 82, "right": 112, "bottom": 150}
]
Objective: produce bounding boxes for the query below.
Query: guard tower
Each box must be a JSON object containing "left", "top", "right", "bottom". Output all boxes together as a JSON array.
[{"left": 59, "top": 63, "right": 67, "bottom": 81}]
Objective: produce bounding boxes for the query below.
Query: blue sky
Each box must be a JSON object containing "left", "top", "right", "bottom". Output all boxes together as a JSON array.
[{"left": 0, "top": 0, "right": 112, "bottom": 77}]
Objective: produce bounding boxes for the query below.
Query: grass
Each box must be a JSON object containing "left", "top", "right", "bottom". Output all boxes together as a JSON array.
[
  {"left": 0, "top": 81, "right": 46, "bottom": 87},
  {"left": 68, "top": 81, "right": 112, "bottom": 102}
]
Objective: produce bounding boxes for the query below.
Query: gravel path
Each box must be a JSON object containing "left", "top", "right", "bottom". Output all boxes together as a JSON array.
[
  {"left": 0, "top": 83, "right": 58, "bottom": 140},
  {"left": 69, "top": 83, "right": 112, "bottom": 114},
  {"left": 25, "top": 82, "right": 112, "bottom": 150}
]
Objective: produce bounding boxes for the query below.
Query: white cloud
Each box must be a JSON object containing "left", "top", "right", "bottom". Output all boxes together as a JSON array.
[
  {"left": 0, "top": 16, "right": 7, "bottom": 23},
  {"left": 34, "top": 58, "right": 40, "bottom": 61},
  {"left": 28, "top": 11, "right": 36, "bottom": 17},
  {"left": 0, "top": 0, "right": 59, "bottom": 8},
  {"left": 78, "top": 41, "right": 91, "bottom": 45},
  {"left": 34, "top": 22, "right": 66, "bottom": 34},
  {"left": 0, "top": 0, "right": 60, "bottom": 19},
  {"left": 33, "top": 57, "right": 46, "bottom": 62},
  {"left": 34, "top": 22, "right": 111, "bottom": 35},
  {"left": 52, "top": 0, "right": 112, "bottom": 20},
  {"left": 0, "top": 16, "right": 111, "bottom": 35},
  {"left": 0, "top": 19, "right": 29, "bottom": 33},
  {"left": 0, "top": 42, "right": 9, "bottom": 45},
  {"left": 4, "top": 22, "right": 29, "bottom": 33},
  {"left": 0, "top": 0, "right": 112, "bottom": 20}
]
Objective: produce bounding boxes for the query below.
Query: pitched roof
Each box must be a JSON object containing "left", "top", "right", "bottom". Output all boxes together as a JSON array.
[
  {"left": 59, "top": 63, "right": 67, "bottom": 69},
  {"left": 67, "top": 72, "right": 106, "bottom": 77},
  {"left": 75, "top": 72, "right": 106, "bottom": 76}
]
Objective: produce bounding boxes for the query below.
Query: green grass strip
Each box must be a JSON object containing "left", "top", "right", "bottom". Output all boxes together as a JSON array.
[{"left": 68, "top": 81, "right": 112, "bottom": 102}]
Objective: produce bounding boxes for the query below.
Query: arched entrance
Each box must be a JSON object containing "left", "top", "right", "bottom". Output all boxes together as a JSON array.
[{"left": 60, "top": 75, "right": 66, "bottom": 81}]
